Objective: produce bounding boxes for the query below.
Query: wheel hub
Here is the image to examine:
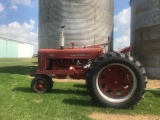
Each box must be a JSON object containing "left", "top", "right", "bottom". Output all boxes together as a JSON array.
[
  {"left": 111, "top": 76, "right": 120, "bottom": 85},
  {"left": 37, "top": 84, "right": 45, "bottom": 90},
  {"left": 35, "top": 80, "right": 47, "bottom": 92}
]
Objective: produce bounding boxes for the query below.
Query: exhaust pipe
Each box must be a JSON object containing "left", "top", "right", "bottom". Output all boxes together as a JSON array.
[{"left": 60, "top": 26, "right": 65, "bottom": 48}]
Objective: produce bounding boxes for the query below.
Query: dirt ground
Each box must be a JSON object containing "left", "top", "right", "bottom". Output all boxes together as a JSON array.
[
  {"left": 147, "top": 80, "right": 160, "bottom": 89},
  {"left": 53, "top": 78, "right": 85, "bottom": 83},
  {"left": 89, "top": 113, "right": 160, "bottom": 120}
]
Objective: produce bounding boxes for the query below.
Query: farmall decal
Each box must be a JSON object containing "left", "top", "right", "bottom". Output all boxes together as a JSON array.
[
  {"left": 49, "top": 54, "right": 54, "bottom": 57},
  {"left": 69, "top": 54, "right": 90, "bottom": 57}
]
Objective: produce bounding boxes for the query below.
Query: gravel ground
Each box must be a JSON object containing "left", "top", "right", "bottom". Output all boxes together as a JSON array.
[
  {"left": 89, "top": 113, "right": 160, "bottom": 120},
  {"left": 147, "top": 80, "right": 160, "bottom": 89}
]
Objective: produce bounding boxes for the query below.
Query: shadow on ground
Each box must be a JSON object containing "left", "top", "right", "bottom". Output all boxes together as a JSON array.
[
  {"left": 14, "top": 87, "right": 88, "bottom": 96},
  {"left": 14, "top": 86, "right": 95, "bottom": 107},
  {"left": 73, "top": 84, "right": 86, "bottom": 89},
  {"left": 52, "top": 88, "right": 88, "bottom": 96},
  {"left": 147, "top": 89, "right": 160, "bottom": 97},
  {"left": 63, "top": 99, "right": 95, "bottom": 107},
  {"left": 13, "top": 87, "right": 32, "bottom": 93},
  {"left": 0, "top": 66, "right": 37, "bottom": 75}
]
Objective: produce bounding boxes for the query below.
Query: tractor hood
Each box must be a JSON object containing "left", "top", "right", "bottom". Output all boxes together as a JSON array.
[{"left": 38, "top": 47, "right": 104, "bottom": 59}]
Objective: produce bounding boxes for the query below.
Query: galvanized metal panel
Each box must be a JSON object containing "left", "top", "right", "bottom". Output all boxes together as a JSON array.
[
  {"left": 18, "top": 43, "right": 33, "bottom": 58},
  {"left": 0, "top": 39, "right": 7, "bottom": 58},
  {"left": 39, "top": 0, "right": 114, "bottom": 48},
  {"left": 7, "top": 41, "right": 18, "bottom": 58},
  {"left": 130, "top": 0, "right": 160, "bottom": 78},
  {"left": 30, "top": 45, "right": 34, "bottom": 57},
  {"left": 0, "top": 37, "right": 33, "bottom": 58}
]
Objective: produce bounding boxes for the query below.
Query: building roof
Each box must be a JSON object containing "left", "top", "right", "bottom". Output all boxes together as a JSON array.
[{"left": 0, "top": 37, "right": 34, "bottom": 45}]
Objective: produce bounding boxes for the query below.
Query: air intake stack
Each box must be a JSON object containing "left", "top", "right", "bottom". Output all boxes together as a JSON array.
[{"left": 59, "top": 26, "right": 65, "bottom": 48}]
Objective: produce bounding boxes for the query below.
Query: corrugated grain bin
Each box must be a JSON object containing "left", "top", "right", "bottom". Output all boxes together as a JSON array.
[
  {"left": 39, "top": 0, "right": 114, "bottom": 48},
  {"left": 130, "top": 0, "right": 160, "bottom": 78}
]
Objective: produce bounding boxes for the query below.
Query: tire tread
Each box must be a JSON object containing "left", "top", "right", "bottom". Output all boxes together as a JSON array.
[{"left": 86, "top": 52, "right": 147, "bottom": 108}]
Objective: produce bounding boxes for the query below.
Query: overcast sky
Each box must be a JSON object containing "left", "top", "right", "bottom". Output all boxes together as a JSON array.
[{"left": 0, "top": 0, "right": 130, "bottom": 53}]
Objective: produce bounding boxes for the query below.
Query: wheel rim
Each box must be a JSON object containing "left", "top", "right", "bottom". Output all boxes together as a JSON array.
[
  {"left": 34, "top": 80, "right": 47, "bottom": 93},
  {"left": 96, "top": 63, "right": 137, "bottom": 103}
]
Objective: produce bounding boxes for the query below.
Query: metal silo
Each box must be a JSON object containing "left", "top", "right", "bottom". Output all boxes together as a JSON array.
[
  {"left": 39, "top": 0, "right": 114, "bottom": 48},
  {"left": 130, "top": 0, "right": 160, "bottom": 78}
]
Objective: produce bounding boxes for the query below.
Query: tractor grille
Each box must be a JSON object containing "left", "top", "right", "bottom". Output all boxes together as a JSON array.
[{"left": 38, "top": 54, "right": 41, "bottom": 70}]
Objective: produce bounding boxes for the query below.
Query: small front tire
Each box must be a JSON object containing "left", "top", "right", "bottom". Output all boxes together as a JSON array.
[{"left": 31, "top": 76, "right": 53, "bottom": 93}]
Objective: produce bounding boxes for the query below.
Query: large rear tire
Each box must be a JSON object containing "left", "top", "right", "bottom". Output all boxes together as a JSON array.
[{"left": 86, "top": 52, "right": 147, "bottom": 108}]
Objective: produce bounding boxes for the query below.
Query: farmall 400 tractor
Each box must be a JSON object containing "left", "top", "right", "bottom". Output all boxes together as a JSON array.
[{"left": 31, "top": 26, "right": 147, "bottom": 108}]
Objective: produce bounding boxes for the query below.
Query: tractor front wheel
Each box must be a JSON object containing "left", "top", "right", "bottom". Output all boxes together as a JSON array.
[
  {"left": 31, "top": 75, "right": 53, "bottom": 93},
  {"left": 86, "top": 52, "right": 147, "bottom": 108}
]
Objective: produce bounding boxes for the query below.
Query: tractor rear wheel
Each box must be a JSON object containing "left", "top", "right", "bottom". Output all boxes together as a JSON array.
[
  {"left": 31, "top": 75, "right": 53, "bottom": 93},
  {"left": 86, "top": 52, "right": 147, "bottom": 108}
]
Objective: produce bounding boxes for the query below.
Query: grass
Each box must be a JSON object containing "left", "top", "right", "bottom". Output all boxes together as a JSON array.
[{"left": 0, "top": 58, "right": 160, "bottom": 120}]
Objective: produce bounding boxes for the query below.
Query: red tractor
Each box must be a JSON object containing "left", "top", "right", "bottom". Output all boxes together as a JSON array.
[{"left": 31, "top": 27, "right": 147, "bottom": 108}]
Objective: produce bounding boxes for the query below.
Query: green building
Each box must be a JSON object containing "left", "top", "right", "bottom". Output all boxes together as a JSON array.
[{"left": 0, "top": 37, "right": 33, "bottom": 58}]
